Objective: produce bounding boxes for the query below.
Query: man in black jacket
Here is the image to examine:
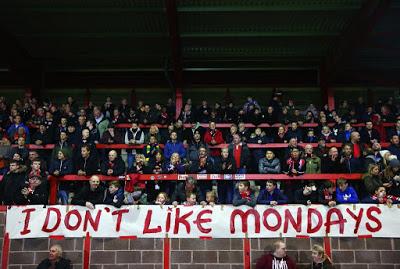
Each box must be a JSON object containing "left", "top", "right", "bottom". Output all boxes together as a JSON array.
[
  {"left": 0, "top": 160, "right": 26, "bottom": 205},
  {"left": 37, "top": 244, "right": 71, "bottom": 269},
  {"left": 71, "top": 175, "right": 105, "bottom": 209}
]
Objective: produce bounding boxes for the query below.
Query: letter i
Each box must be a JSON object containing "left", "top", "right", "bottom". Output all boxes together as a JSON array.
[{"left": 166, "top": 209, "right": 172, "bottom": 233}]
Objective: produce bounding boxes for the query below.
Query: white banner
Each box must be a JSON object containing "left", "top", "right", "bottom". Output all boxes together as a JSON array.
[{"left": 5, "top": 204, "right": 399, "bottom": 239}]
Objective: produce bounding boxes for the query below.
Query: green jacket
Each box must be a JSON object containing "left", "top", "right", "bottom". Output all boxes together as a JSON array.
[{"left": 305, "top": 156, "right": 321, "bottom": 174}]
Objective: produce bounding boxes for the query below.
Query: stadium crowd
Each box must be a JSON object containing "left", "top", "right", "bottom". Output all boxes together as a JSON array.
[{"left": 1, "top": 93, "right": 400, "bottom": 207}]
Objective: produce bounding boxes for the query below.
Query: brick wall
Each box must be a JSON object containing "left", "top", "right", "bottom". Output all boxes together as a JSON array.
[{"left": 1, "top": 211, "right": 400, "bottom": 269}]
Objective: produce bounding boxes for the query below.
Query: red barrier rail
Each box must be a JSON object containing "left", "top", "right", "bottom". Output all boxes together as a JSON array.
[
  {"left": 11, "top": 142, "right": 392, "bottom": 150},
  {"left": 48, "top": 173, "right": 362, "bottom": 205},
  {"left": 28, "top": 122, "right": 396, "bottom": 129}
]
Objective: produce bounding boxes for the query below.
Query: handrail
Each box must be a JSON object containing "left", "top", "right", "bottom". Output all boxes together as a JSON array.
[{"left": 10, "top": 142, "right": 392, "bottom": 150}]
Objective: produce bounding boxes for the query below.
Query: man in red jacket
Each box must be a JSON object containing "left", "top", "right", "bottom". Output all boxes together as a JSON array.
[
  {"left": 256, "top": 240, "right": 297, "bottom": 269},
  {"left": 204, "top": 121, "right": 224, "bottom": 157}
]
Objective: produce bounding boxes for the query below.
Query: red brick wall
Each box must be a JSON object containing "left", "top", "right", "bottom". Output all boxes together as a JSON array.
[{"left": 1, "top": 211, "right": 400, "bottom": 269}]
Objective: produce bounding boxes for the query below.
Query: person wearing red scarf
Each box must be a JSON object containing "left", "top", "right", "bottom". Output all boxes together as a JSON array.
[{"left": 204, "top": 121, "right": 224, "bottom": 156}]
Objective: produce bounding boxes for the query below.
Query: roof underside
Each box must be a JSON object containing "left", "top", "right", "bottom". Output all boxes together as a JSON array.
[{"left": 0, "top": 0, "right": 399, "bottom": 87}]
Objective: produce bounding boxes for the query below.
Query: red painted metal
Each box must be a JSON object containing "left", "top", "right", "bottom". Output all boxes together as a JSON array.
[
  {"left": 243, "top": 238, "right": 251, "bottom": 269},
  {"left": 83, "top": 232, "right": 91, "bottom": 269},
  {"left": 175, "top": 87, "right": 183, "bottom": 120},
  {"left": 163, "top": 237, "right": 171, "bottom": 269},
  {"left": 323, "top": 237, "right": 332, "bottom": 259},
  {"left": 1, "top": 233, "right": 10, "bottom": 269}
]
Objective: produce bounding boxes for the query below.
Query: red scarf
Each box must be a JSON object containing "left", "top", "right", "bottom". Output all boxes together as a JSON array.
[{"left": 240, "top": 190, "right": 251, "bottom": 201}]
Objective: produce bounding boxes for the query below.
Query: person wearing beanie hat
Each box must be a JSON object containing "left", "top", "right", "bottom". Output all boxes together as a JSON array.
[{"left": 389, "top": 158, "right": 400, "bottom": 168}]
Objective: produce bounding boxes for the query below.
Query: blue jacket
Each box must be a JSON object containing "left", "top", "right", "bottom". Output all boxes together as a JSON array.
[
  {"left": 49, "top": 159, "right": 74, "bottom": 176},
  {"left": 257, "top": 188, "right": 288, "bottom": 205},
  {"left": 103, "top": 187, "right": 124, "bottom": 208},
  {"left": 7, "top": 123, "right": 29, "bottom": 138},
  {"left": 164, "top": 140, "right": 186, "bottom": 159},
  {"left": 336, "top": 186, "right": 359, "bottom": 204},
  {"left": 388, "top": 144, "right": 400, "bottom": 160}
]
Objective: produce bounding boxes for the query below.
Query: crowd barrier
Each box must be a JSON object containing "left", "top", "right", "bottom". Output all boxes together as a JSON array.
[{"left": 10, "top": 142, "right": 393, "bottom": 150}]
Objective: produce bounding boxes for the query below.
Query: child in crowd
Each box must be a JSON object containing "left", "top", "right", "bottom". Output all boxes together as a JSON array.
[
  {"left": 318, "top": 181, "right": 337, "bottom": 207},
  {"left": 103, "top": 180, "right": 124, "bottom": 208},
  {"left": 233, "top": 181, "right": 256, "bottom": 207},
  {"left": 336, "top": 178, "right": 359, "bottom": 204},
  {"left": 201, "top": 190, "right": 217, "bottom": 206},
  {"left": 154, "top": 192, "right": 169, "bottom": 205},
  {"left": 183, "top": 192, "right": 197, "bottom": 206},
  {"left": 257, "top": 180, "right": 288, "bottom": 205},
  {"left": 362, "top": 185, "right": 400, "bottom": 205}
]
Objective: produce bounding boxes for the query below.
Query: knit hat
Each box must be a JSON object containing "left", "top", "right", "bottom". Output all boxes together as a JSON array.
[
  {"left": 380, "top": 150, "right": 390, "bottom": 158},
  {"left": 389, "top": 158, "right": 400, "bottom": 168}
]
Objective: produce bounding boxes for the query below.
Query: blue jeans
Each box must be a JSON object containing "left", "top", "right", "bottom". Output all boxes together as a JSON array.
[
  {"left": 218, "top": 181, "right": 234, "bottom": 204},
  {"left": 127, "top": 153, "right": 136, "bottom": 169},
  {"left": 58, "top": 190, "right": 69, "bottom": 205}
]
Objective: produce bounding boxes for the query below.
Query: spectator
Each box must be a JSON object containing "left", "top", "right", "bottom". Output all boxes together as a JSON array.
[
  {"left": 349, "top": 131, "right": 364, "bottom": 159},
  {"left": 187, "top": 130, "right": 208, "bottom": 162},
  {"left": 197, "top": 100, "right": 211, "bottom": 123},
  {"left": 171, "top": 177, "right": 202, "bottom": 205},
  {"left": 237, "top": 122, "right": 250, "bottom": 142},
  {"left": 49, "top": 149, "right": 74, "bottom": 205},
  {"left": 364, "top": 142, "right": 383, "bottom": 170},
  {"left": 144, "top": 124, "right": 162, "bottom": 144},
  {"left": 387, "top": 119, "right": 400, "bottom": 139},
  {"left": 6, "top": 136, "right": 29, "bottom": 162},
  {"left": 243, "top": 96, "right": 261, "bottom": 114},
  {"left": 363, "top": 164, "right": 383, "bottom": 196},
  {"left": 124, "top": 122, "right": 144, "bottom": 168},
  {"left": 340, "top": 144, "right": 363, "bottom": 173},
  {"left": 143, "top": 135, "right": 161, "bottom": 162},
  {"left": 182, "top": 192, "right": 197, "bottom": 206},
  {"left": 0, "top": 160, "right": 26, "bottom": 205},
  {"left": 189, "top": 146, "right": 215, "bottom": 174},
  {"left": 179, "top": 103, "right": 196, "bottom": 124},
  {"left": 360, "top": 121, "right": 380, "bottom": 144},
  {"left": 228, "top": 134, "right": 250, "bottom": 174},
  {"left": 322, "top": 147, "right": 342, "bottom": 173},
  {"left": 154, "top": 192, "right": 169, "bottom": 205},
  {"left": 336, "top": 178, "right": 359, "bottom": 204},
  {"left": 216, "top": 148, "right": 236, "bottom": 204},
  {"left": 336, "top": 123, "right": 353, "bottom": 143},
  {"left": 51, "top": 131, "right": 73, "bottom": 160},
  {"left": 100, "top": 150, "right": 126, "bottom": 176},
  {"left": 71, "top": 175, "right": 105, "bottom": 209},
  {"left": 284, "top": 148, "right": 305, "bottom": 176},
  {"left": 294, "top": 182, "right": 318, "bottom": 205},
  {"left": 318, "top": 181, "right": 336, "bottom": 207},
  {"left": 103, "top": 180, "right": 124, "bottom": 208},
  {"left": 75, "top": 145, "right": 99, "bottom": 176},
  {"left": 7, "top": 115, "right": 29, "bottom": 139},
  {"left": 274, "top": 124, "right": 286, "bottom": 143},
  {"left": 204, "top": 121, "right": 224, "bottom": 156},
  {"left": 388, "top": 134, "right": 400, "bottom": 160},
  {"left": 284, "top": 137, "right": 303, "bottom": 160},
  {"left": 257, "top": 180, "right": 288, "bottom": 205},
  {"left": 225, "top": 123, "right": 239, "bottom": 144},
  {"left": 311, "top": 244, "right": 334, "bottom": 269},
  {"left": 27, "top": 158, "right": 47, "bottom": 179},
  {"left": 232, "top": 181, "right": 256, "bottom": 207},
  {"left": 319, "top": 126, "right": 336, "bottom": 143},
  {"left": 15, "top": 175, "right": 48, "bottom": 205},
  {"left": 362, "top": 185, "right": 400, "bottom": 205},
  {"left": 37, "top": 244, "right": 71, "bottom": 269},
  {"left": 382, "top": 158, "right": 400, "bottom": 196},
  {"left": 258, "top": 150, "right": 281, "bottom": 174},
  {"left": 201, "top": 190, "right": 217, "bottom": 206},
  {"left": 249, "top": 128, "right": 269, "bottom": 165},
  {"left": 255, "top": 240, "right": 297, "bottom": 269},
  {"left": 100, "top": 123, "right": 124, "bottom": 145},
  {"left": 264, "top": 106, "right": 278, "bottom": 125},
  {"left": 32, "top": 123, "right": 51, "bottom": 145},
  {"left": 93, "top": 106, "right": 109, "bottom": 137},
  {"left": 304, "top": 144, "right": 321, "bottom": 174},
  {"left": 164, "top": 131, "right": 186, "bottom": 160},
  {"left": 86, "top": 120, "right": 100, "bottom": 144},
  {"left": 305, "top": 129, "right": 318, "bottom": 143}
]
